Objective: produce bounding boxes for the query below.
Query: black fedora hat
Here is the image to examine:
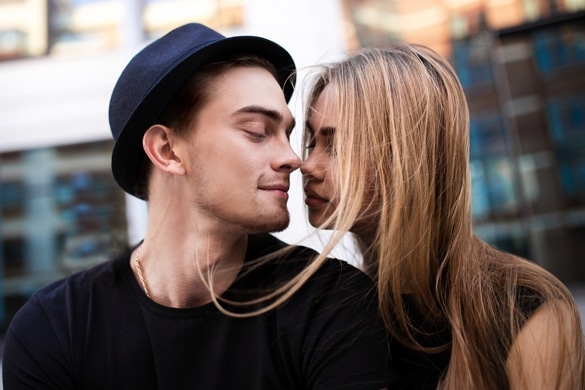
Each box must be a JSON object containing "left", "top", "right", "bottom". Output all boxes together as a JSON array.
[{"left": 109, "top": 23, "right": 296, "bottom": 198}]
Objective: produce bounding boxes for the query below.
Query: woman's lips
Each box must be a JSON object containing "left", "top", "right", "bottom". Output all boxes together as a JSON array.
[{"left": 304, "top": 188, "right": 328, "bottom": 207}]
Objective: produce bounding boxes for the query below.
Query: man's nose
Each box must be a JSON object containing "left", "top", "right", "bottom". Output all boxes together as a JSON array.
[{"left": 274, "top": 142, "right": 301, "bottom": 173}]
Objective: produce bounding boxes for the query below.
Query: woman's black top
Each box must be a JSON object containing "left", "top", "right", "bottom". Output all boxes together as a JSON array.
[{"left": 391, "top": 287, "right": 544, "bottom": 389}]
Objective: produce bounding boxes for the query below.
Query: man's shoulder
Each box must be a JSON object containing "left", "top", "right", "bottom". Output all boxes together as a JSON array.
[
  {"left": 247, "top": 233, "right": 317, "bottom": 258},
  {"left": 248, "top": 233, "right": 371, "bottom": 286},
  {"left": 310, "top": 256, "right": 374, "bottom": 295},
  {"left": 31, "top": 251, "right": 130, "bottom": 306}
]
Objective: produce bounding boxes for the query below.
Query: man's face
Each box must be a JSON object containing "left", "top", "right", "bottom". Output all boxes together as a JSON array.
[{"left": 177, "top": 65, "right": 300, "bottom": 234}]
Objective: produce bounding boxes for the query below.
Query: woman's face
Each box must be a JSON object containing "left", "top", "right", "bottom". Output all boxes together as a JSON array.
[{"left": 301, "top": 85, "right": 339, "bottom": 228}]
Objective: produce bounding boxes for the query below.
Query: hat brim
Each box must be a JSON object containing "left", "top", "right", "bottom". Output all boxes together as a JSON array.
[{"left": 111, "top": 35, "right": 296, "bottom": 198}]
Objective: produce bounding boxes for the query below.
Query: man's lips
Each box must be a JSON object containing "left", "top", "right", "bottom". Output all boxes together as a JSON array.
[
  {"left": 259, "top": 184, "right": 289, "bottom": 199},
  {"left": 304, "top": 188, "right": 328, "bottom": 207}
]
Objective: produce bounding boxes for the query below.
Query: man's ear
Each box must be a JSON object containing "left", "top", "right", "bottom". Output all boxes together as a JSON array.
[{"left": 142, "top": 125, "right": 185, "bottom": 176}]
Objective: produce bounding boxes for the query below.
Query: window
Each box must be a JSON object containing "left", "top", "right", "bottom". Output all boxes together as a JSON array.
[
  {"left": 470, "top": 114, "right": 508, "bottom": 159},
  {"left": 453, "top": 36, "right": 494, "bottom": 88},
  {"left": 547, "top": 95, "right": 585, "bottom": 198},
  {"left": 533, "top": 25, "right": 585, "bottom": 73}
]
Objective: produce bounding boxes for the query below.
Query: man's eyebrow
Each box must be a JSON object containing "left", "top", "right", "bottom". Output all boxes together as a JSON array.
[{"left": 234, "top": 105, "right": 295, "bottom": 131}]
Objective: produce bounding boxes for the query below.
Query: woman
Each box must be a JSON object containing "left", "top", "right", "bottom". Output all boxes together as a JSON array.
[{"left": 300, "top": 43, "right": 585, "bottom": 389}]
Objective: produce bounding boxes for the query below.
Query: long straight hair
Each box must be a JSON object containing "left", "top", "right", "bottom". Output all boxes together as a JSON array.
[{"left": 302, "top": 44, "right": 585, "bottom": 389}]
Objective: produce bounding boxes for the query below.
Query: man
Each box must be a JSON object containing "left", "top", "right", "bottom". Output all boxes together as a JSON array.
[{"left": 3, "top": 23, "right": 391, "bottom": 389}]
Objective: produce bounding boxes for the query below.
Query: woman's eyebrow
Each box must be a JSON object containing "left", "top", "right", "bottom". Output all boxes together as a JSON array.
[
  {"left": 305, "top": 122, "right": 335, "bottom": 137},
  {"left": 319, "top": 126, "right": 336, "bottom": 137}
]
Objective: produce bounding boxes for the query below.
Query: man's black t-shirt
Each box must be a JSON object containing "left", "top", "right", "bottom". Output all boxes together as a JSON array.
[{"left": 3, "top": 234, "right": 392, "bottom": 389}]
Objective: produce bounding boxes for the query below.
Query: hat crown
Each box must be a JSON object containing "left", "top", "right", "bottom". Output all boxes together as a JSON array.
[{"left": 109, "top": 23, "right": 223, "bottom": 141}]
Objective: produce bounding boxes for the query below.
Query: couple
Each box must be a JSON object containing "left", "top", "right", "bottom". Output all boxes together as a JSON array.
[{"left": 4, "top": 23, "right": 583, "bottom": 389}]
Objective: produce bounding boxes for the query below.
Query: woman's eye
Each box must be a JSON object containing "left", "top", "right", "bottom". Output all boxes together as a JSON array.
[{"left": 305, "top": 135, "right": 316, "bottom": 151}]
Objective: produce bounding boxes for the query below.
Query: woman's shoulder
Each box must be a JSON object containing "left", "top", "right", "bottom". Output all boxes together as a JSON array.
[{"left": 506, "top": 296, "right": 584, "bottom": 388}]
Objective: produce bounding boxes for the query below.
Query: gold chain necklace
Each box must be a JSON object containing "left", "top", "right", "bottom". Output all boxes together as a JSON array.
[{"left": 134, "top": 244, "right": 151, "bottom": 298}]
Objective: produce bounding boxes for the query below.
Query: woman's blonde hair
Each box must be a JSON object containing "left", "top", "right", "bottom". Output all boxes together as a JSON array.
[{"left": 301, "top": 44, "right": 585, "bottom": 389}]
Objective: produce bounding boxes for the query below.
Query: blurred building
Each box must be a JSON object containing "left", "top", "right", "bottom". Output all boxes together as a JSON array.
[
  {"left": 487, "top": 11, "right": 585, "bottom": 282},
  {"left": 342, "top": 0, "right": 585, "bottom": 283}
]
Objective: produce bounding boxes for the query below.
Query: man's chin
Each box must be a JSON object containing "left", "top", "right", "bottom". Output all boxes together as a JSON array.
[
  {"left": 247, "top": 213, "right": 290, "bottom": 234},
  {"left": 265, "top": 217, "right": 290, "bottom": 234},
  {"left": 268, "top": 222, "right": 289, "bottom": 234}
]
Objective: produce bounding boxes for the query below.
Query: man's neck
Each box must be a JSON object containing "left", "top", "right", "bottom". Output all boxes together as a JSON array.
[{"left": 132, "top": 218, "right": 248, "bottom": 308}]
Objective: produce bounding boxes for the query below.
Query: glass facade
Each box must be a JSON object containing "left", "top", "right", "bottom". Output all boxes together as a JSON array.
[
  {"left": 453, "top": 36, "right": 494, "bottom": 89},
  {"left": 469, "top": 114, "right": 521, "bottom": 223},
  {"left": 490, "top": 12, "right": 585, "bottom": 282},
  {"left": 533, "top": 24, "right": 585, "bottom": 73},
  {"left": 548, "top": 95, "right": 585, "bottom": 199}
]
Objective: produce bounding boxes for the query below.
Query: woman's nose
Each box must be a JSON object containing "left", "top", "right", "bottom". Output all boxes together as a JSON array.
[{"left": 300, "top": 153, "right": 318, "bottom": 177}]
